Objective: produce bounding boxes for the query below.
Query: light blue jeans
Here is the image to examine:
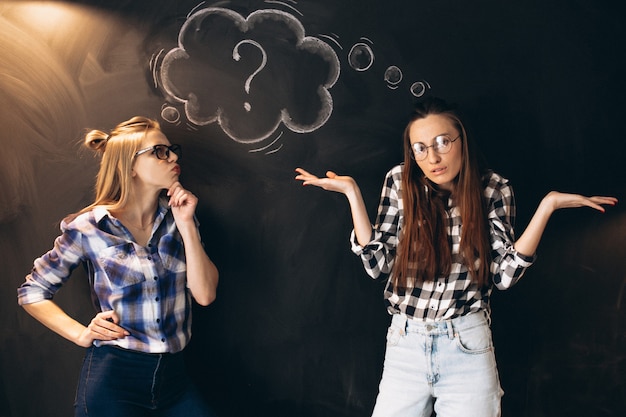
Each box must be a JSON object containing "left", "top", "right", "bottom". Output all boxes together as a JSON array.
[{"left": 371, "top": 312, "right": 503, "bottom": 417}]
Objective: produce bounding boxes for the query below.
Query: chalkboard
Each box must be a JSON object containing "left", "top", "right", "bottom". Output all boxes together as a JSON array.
[{"left": 1, "top": 1, "right": 625, "bottom": 416}]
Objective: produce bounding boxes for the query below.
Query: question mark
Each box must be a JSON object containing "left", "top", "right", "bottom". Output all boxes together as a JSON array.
[{"left": 232, "top": 40, "right": 267, "bottom": 112}]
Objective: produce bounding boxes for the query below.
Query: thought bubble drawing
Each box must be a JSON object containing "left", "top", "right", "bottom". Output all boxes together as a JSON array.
[
  {"left": 161, "top": 104, "right": 181, "bottom": 124},
  {"left": 334, "top": 35, "right": 430, "bottom": 97},
  {"left": 347, "top": 39, "right": 374, "bottom": 72},
  {"left": 158, "top": 7, "right": 340, "bottom": 144},
  {"left": 384, "top": 66, "right": 402, "bottom": 89},
  {"left": 410, "top": 80, "right": 431, "bottom": 97}
]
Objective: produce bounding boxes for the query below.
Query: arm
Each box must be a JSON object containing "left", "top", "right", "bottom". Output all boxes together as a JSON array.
[
  {"left": 168, "top": 182, "right": 219, "bottom": 306},
  {"left": 295, "top": 168, "right": 372, "bottom": 245},
  {"left": 514, "top": 191, "right": 617, "bottom": 257},
  {"left": 18, "top": 223, "right": 129, "bottom": 347},
  {"left": 22, "top": 300, "right": 129, "bottom": 348},
  {"left": 296, "top": 166, "right": 402, "bottom": 280}
]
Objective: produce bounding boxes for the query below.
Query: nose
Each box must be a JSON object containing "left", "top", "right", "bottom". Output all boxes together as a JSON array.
[
  {"left": 426, "top": 146, "right": 441, "bottom": 163},
  {"left": 168, "top": 151, "right": 178, "bottom": 162}
]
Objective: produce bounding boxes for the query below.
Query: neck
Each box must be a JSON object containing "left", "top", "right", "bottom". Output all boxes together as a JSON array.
[{"left": 114, "top": 193, "right": 160, "bottom": 229}]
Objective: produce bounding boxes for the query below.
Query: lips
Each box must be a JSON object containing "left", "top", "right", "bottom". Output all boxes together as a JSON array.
[
  {"left": 430, "top": 166, "right": 447, "bottom": 175},
  {"left": 173, "top": 165, "right": 181, "bottom": 175}
]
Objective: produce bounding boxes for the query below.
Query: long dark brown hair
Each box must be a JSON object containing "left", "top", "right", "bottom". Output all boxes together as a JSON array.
[{"left": 392, "top": 97, "right": 491, "bottom": 289}]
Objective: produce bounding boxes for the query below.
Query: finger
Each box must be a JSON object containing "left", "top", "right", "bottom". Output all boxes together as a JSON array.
[
  {"left": 582, "top": 196, "right": 617, "bottom": 212},
  {"left": 295, "top": 170, "right": 317, "bottom": 179},
  {"left": 177, "top": 191, "right": 197, "bottom": 208},
  {"left": 169, "top": 187, "right": 189, "bottom": 207},
  {"left": 326, "top": 171, "right": 337, "bottom": 179},
  {"left": 96, "top": 312, "right": 130, "bottom": 336},
  {"left": 92, "top": 325, "right": 128, "bottom": 340},
  {"left": 167, "top": 182, "right": 185, "bottom": 201},
  {"left": 590, "top": 196, "right": 618, "bottom": 205},
  {"left": 99, "top": 310, "right": 118, "bottom": 323},
  {"left": 585, "top": 202, "right": 607, "bottom": 212},
  {"left": 170, "top": 190, "right": 184, "bottom": 206},
  {"left": 581, "top": 199, "right": 612, "bottom": 212},
  {"left": 296, "top": 174, "right": 320, "bottom": 183},
  {"left": 87, "top": 320, "right": 120, "bottom": 340}
]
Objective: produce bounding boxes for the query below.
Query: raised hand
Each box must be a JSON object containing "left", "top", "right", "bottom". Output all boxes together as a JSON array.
[
  {"left": 514, "top": 192, "right": 617, "bottom": 257},
  {"left": 167, "top": 181, "right": 198, "bottom": 225},
  {"left": 295, "top": 168, "right": 358, "bottom": 195},
  {"left": 295, "top": 167, "right": 375, "bottom": 246},
  {"left": 543, "top": 191, "right": 617, "bottom": 213}
]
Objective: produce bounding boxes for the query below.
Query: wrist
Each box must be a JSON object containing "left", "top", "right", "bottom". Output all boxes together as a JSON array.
[
  {"left": 540, "top": 192, "right": 558, "bottom": 214},
  {"left": 344, "top": 181, "right": 361, "bottom": 201},
  {"left": 176, "top": 221, "right": 200, "bottom": 239}
]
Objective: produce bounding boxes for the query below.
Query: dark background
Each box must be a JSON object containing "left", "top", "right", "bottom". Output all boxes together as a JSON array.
[{"left": 1, "top": 0, "right": 625, "bottom": 416}]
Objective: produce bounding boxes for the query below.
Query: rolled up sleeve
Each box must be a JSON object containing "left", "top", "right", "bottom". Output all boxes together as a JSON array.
[{"left": 17, "top": 225, "right": 84, "bottom": 305}]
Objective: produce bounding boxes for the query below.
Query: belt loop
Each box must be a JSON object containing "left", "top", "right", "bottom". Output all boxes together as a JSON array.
[
  {"left": 446, "top": 319, "right": 455, "bottom": 339},
  {"left": 484, "top": 309, "right": 492, "bottom": 326},
  {"left": 402, "top": 315, "right": 408, "bottom": 335}
]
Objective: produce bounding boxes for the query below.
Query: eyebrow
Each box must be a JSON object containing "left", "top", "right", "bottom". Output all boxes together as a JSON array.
[{"left": 413, "top": 133, "right": 453, "bottom": 144}]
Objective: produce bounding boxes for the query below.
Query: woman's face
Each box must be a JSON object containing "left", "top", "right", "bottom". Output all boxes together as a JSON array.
[
  {"left": 409, "top": 114, "right": 463, "bottom": 192},
  {"left": 132, "top": 130, "right": 180, "bottom": 190}
]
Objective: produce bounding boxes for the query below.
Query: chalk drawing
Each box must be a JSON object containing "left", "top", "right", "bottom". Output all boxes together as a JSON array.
[
  {"left": 232, "top": 39, "right": 267, "bottom": 112},
  {"left": 347, "top": 38, "right": 374, "bottom": 72},
  {"left": 154, "top": 2, "right": 431, "bottom": 153},
  {"left": 157, "top": 6, "right": 340, "bottom": 146},
  {"left": 384, "top": 66, "right": 402, "bottom": 90},
  {"left": 410, "top": 80, "right": 431, "bottom": 97}
]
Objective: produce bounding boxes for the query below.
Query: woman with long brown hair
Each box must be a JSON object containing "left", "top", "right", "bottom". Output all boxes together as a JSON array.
[
  {"left": 295, "top": 97, "right": 616, "bottom": 417},
  {"left": 18, "top": 116, "right": 219, "bottom": 416}
]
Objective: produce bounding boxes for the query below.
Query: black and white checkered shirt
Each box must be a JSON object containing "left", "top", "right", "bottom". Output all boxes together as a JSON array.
[{"left": 351, "top": 164, "right": 535, "bottom": 321}]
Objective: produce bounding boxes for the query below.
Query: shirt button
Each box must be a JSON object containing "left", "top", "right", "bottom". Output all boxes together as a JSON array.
[
  {"left": 147, "top": 256, "right": 152, "bottom": 260},
  {"left": 155, "top": 297, "right": 159, "bottom": 301},
  {"left": 153, "top": 276, "right": 158, "bottom": 281},
  {"left": 156, "top": 318, "right": 160, "bottom": 323}
]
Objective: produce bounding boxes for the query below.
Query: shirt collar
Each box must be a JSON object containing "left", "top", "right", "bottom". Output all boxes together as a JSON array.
[{"left": 92, "top": 196, "right": 171, "bottom": 225}]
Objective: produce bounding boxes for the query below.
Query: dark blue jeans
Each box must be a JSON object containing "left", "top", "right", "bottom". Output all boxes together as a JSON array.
[{"left": 74, "top": 345, "right": 214, "bottom": 417}]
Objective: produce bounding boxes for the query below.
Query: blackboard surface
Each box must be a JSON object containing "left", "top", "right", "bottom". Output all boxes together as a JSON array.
[{"left": 1, "top": 1, "right": 625, "bottom": 416}]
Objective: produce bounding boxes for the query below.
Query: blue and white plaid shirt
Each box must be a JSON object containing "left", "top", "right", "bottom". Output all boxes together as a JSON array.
[
  {"left": 18, "top": 197, "right": 194, "bottom": 353},
  {"left": 351, "top": 164, "right": 536, "bottom": 321}
]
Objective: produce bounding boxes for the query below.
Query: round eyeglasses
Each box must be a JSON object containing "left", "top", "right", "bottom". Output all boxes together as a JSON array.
[
  {"left": 134, "top": 144, "right": 181, "bottom": 160},
  {"left": 411, "top": 135, "right": 460, "bottom": 161}
]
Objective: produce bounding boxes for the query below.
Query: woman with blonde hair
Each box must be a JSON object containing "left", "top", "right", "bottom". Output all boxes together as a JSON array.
[
  {"left": 18, "top": 116, "right": 219, "bottom": 416},
  {"left": 295, "top": 97, "right": 617, "bottom": 417}
]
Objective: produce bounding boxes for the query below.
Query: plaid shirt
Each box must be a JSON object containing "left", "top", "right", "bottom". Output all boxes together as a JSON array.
[
  {"left": 351, "top": 164, "right": 535, "bottom": 321},
  {"left": 18, "top": 197, "right": 194, "bottom": 353}
]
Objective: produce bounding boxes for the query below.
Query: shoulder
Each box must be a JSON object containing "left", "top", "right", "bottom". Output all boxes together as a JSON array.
[
  {"left": 60, "top": 208, "right": 101, "bottom": 233},
  {"left": 482, "top": 170, "right": 512, "bottom": 195},
  {"left": 384, "top": 163, "right": 404, "bottom": 184},
  {"left": 387, "top": 163, "right": 404, "bottom": 177},
  {"left": 482, "top": 170, "right": 515, "bottom": 209}
]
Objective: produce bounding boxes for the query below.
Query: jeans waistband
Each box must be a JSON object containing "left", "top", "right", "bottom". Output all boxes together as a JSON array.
[
  {"left": 91, "top": 344, "right": 183, "bottom": 363},
  {"left": 392, "top": 311, "right": 489, "bottom": 338}
]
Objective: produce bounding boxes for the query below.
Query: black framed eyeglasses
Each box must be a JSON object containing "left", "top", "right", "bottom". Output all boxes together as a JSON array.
[
  {"left": 134, "top": 144, "right": 181, "bottom": 160},
  {"left": 411, "top": 135, "right": 460, "bottom": 161}
]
